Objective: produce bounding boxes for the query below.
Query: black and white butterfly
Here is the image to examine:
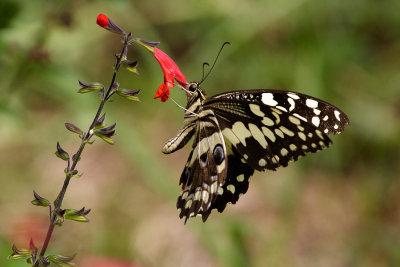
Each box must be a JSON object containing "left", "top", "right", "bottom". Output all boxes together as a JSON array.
[{"left": 162, "top": 82, "right": 350, "bottom": 222}]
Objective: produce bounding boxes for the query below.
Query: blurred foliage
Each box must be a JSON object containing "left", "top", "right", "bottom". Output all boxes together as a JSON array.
[{"left": 0, "top": 0, "right": 399, "bottom": 266}]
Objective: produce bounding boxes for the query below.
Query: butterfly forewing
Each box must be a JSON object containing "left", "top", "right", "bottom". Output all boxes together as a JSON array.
[
  {"left": 211, "top": 90, "right": 349, "bottom": 134},
  {"left": 205, "top": 90, "right": 349, "bottom": 170}
]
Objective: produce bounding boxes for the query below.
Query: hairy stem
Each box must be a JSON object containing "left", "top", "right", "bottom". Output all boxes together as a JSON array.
[{"left": 35, "top": 34, "right": 129, "bottom": 264}]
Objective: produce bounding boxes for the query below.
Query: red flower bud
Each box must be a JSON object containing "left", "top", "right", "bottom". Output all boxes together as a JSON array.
[
  {"left": 96, "top": 14, "right": 125, "bottom": 35},
  {"left": 153, "top": 48, "right": 187, "bottom": 102},
  {"left": 96, "top": 14, "right": 109, "bottom": 28}
]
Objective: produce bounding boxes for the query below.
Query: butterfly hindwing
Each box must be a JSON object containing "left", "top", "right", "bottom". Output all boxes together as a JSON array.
[
  {"left": 202, "top": 143, "right": 255, "bottom": 221},
  {"left": 176, "top": 112, "right": 228, "bottom": 222}
]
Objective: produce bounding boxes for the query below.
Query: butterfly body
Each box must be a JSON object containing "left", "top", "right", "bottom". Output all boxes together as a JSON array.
[{"left": 163, "top": 82, "right": 349, "bottom": 222}]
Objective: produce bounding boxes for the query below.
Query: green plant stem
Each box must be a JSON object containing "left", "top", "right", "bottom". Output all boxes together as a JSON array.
[{"left": 35, "top": 34, "right": 129, "bottom": 265}]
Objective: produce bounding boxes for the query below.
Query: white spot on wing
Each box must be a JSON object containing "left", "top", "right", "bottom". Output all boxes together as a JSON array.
[
  {"left": 262, "top": 93, "right": 278, "bottom": 106},
  {"left": 249, "top": 123, "right": 268, "bottom": 149},
  {"left": 293, "top": 113, "right": 307, "bottom": 122},
  {"left": 210, "top": 182, "right": 217, "bottom": 194},
  {"left": 289, "top": 115, "right": 301, "bottom": 125},
  {"left": 311, "top": 143, "right": 317, "bottom": 148},
  {"left": 276, "top": 106, "right": 288, "bottom": 112},
  {"left": 280, "top": 126, "right": 295, "bottom": 136},
  {"left": 232, "top": 121, "right": 252, "bottom": 145},
  {"left": 288, "top": 97, "right": 295, "bottom": 111},
  {"left": 334, "top": 110, "right": 341, "bottom": 121},
  {"left": 288, "top": 93, "right": 300, "bottom": 99},
  {"left": 271, "top": 107, "right": 283, "bottom": 114},
  {"left": 316, "top": 129, "right": 324, "bottom": 139},
  {"left": 194, "top": 190, "right": 201, "bottom": 200},
  {"left": 185, "top": 200, "right": 192, "bottom": 209},
  {"left": 306, "top": 99, "right": 319, "bottom": 108},
  {"left": 258, "top": 158, "right": 267, "bottom": 167},
  {"left": 262, "top": 126, "right": 276, "bottom": 142},
  {"left": 249, "top": 104, "right": 265, "bottom": 117},
  {"left": 312, "top": 116, "right": 320, "bottom": 127},
  {"left": 202, "top": 191, "right": 209, "bottom": 203},
  {"left": 274, "top": 128, "right": 284, "bottom": 138},
  {"left": 227, "top": 185, "right": 235, "bottom": 194},
  {"left": 262, "top": 117, "right": 275, "bottom": 126},
  {"left": 272, "top": 112, "right": 280, "bottom": 124},
  {"left": 289, "top": 144, "right": 297, "bottom": 151},
  {"left": 218, "top": 187, "right": 224, "bottom": 195},
  {"left": 298, "top": 132, "right": 307, "bottom": 141}
]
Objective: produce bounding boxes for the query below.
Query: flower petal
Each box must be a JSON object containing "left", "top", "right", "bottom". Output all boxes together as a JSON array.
[
  {"left": 174, "top": 68, "right": 187, "bottom": 87},
  {"left": 154, "top": 83, "right": 170, "bottom": 102}
]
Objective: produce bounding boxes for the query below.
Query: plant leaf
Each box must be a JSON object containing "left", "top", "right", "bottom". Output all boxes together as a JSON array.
[
  {"left": 96, "top": 134, "right": 114, "bottom": 145},
  {"left": 94, "top": 113, "right": 106, "bottom": 129},
  {"left": 77, "top": 81, "right": 104, "bottom": 94},
  {"left": 64, "top": 207, "right": 91, "bottom": 222},
  {"left": 55, "top": 142, "right": 69, "bottom": 161},
  {"left": 64, "top": 123, "right": 83, "bottom": 135},
  {"left": 123, "top": 60, "right": 139, "bottom": 74},
  {"left": 48, "top": 254, "right": 76, "bottom": 267},
  {"left": 116, "top": 88, "right": 140, "bottom": 101},
  {"left": 31, "top": 190, "right": 50, "bottom": 207},
  {"left": 8, "top": 244, "right": 31, "bottom": 260}
]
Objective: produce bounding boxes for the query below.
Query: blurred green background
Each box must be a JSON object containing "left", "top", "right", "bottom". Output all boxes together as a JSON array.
[{"left": 1, "top": 0, "right": 399, "bottom": 266}]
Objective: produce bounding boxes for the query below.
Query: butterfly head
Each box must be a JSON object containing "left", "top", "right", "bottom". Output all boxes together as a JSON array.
[
  {"left": 188, "top": 82, "right": 199, "bottom": 93},
  {"left": 181, "top": 82, "right": 207, "bottom": 117},
  {"left": 186, "top": 81, "right": 206, "bottom": 102}
]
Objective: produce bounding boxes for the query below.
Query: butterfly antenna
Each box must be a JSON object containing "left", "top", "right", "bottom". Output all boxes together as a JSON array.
[
  {"left": 200, "top": 62, "right": 210, "bottom": 82},
  {"left": 199, "top": 41, "right": 231, "bottom": 84}
]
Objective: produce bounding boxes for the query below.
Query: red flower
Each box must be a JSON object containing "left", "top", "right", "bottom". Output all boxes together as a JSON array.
[{"left": 153, "top": 48, "right": 187, "bottom": 102}]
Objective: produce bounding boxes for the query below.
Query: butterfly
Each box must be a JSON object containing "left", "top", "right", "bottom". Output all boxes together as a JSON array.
[{"left": 162, "top": 82, "right": 350, "bottom": 222}]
